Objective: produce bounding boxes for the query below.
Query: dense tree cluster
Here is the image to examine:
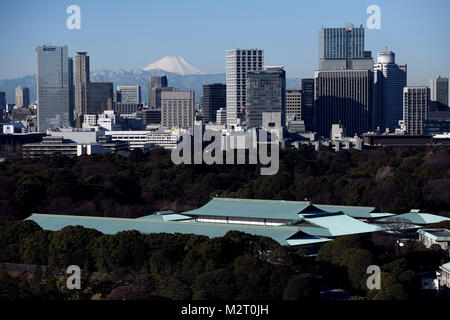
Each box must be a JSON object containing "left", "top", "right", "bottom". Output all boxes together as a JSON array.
[
  {"left": 0, "top": 220, "right": 447, "bottom": 300},
  {"left": 0, "top": 146, "right": 449, "bottom": 221}
]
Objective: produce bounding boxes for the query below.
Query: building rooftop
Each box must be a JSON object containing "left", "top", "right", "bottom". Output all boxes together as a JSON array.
[
  {"left": 377, "top": 211, "right": 450, "bottom": 225},
  {"left": 441, "top": 262, "right": 450, "bottom": 272}
]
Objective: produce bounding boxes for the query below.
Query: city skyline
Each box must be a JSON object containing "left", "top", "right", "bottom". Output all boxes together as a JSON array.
[{"left": 0, "top": 0, "right": 449, "bottom": 87}]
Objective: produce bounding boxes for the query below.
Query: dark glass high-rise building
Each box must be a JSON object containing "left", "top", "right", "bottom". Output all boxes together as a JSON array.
[
  {"left": 201, "top": 83, "right": 226, "bottom": 123},
  {"left": 246, "top": 67, "right": 286, "bottom": 128},
  {"left": 36, "top": 45, "right": 72, "bottom": 131},
  {"left": 148, "top": 75, "right": 168, "bottom": 108},
  {"left": 74, "top": 52, "right": 90, "bottom": 125},
  {"left": 315, "top": 70, "right": 374, "bottom": 138},
  {"left": 374, "top": 51, "right": 407, "bottom": 132},
  {"left": 301, "top": 79, "right": 314, "bottom": 131},
  {"left": 319, "top": 25, "right": 365, "bottom": 60},
  {"left": 86, "top": 82, "right": 113, "bottom": 115},
  {"left": 0, "top": 92, "right": 6, "bottom": 110}
]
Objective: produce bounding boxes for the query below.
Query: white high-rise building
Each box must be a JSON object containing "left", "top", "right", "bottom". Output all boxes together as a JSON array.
[
  {"left": 403, "top": 86, "right": 429, "bottom": 135},
  {"left": 226, "top": 49, "right": 263, "bottom": 126},
  {"left": 161, "top": 90, "right": 195, "bottom": 129}
]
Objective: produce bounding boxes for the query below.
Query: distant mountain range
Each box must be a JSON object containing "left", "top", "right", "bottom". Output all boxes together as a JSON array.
[{"left": 0, "top": 57, "right": 302, "bottom": 104}]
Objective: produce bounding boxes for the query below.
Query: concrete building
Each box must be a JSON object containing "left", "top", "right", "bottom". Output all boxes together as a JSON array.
[
  {"left": 418, "top": 229, "right": 450, "bottom": 257},
  {"left": 113, "top": 102, "right": 142, "bottom": 115},
  {"left": 424, "top": 111, "right": 450, "bottom": 135},
  {"left": 105, "top": 130, "right": 179, "bottom": 149},
  {"left": 373, "top": 51, "right": 407, "bottom": 132},
  {"left": 116, "top": 85, "right": 141, "bottom": 104},
  {"left": 403, "top": 86, "right": 429, "bottom": 135},
  {"left": 246, "top": 66, "right": 286, "bottom": 128},
  {"left": 286, "top": 89, "right": 302, "bottom": 121},
  {"left": 161, "top": 90, "right": 195, "bottom": 129},
  {"left": 216, "top": 108, "right": 227, "bottom": 125},
  {"left": 36, "top": 45, "right": 72, "bottom": 131},
  {"left": 438, "top": 263, "right": 450, "bottom": 289},
  {"left": 226, "top": 49, "right": 264, "bottom": 125},
  {"left": 430, "top": 76, "right": 449, "bottom": 111},
  {"left": 15, "top": 86, "right": 30, "bottom": 107},
  {"left": 148, "top": 75, "right": 168, "bottom": 108},
  {"left": 201, "top": 83, "right": 226, "bottom": 124}
]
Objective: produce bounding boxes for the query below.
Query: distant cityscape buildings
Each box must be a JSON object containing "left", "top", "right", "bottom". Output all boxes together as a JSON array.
[{"left": 1, "top": 23, "right": 449, "bottom": 152}]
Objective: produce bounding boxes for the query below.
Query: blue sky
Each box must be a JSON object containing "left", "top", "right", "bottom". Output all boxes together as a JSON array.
[{"left": 0, "top": 0, "right": 449, "bottom": 85}]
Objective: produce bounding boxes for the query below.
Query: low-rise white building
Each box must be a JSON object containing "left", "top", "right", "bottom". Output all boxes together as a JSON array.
[{"left": 418, "top": 228, "right": 450, "bottom": 256}]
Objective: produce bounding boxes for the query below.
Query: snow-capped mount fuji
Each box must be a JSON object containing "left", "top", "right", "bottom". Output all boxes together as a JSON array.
[{"left": 143, "top": 56, "right": 206, "bottom": 75}]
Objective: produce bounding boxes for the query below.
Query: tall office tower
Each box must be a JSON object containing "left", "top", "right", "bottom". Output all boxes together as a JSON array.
[
  {"left": 36, "top": 45, "right": 71, "bottom": 131},
  {"left": 161, "top": 90, "right": 195, "bottom": 129},
  {"left": 148, "top": 75, "right": 168, "bottom": 108},
  {"left": 201, "top": 83, "right": 226, "bottom": 123},
  {"left": 315, "top": 70, "right": 374, "bottom": 138},
  {"left": 116, "top": 85, "right": 141, "bottom": 104},
  {"left": 403, "top": 86, "right": 429, "bottom": 135},
  {"left": 226, "top": 49, "right": 264, "bottom": 125},
  {"left": 430, "top": 76, "right": 449, "bottom": 111},
  {"left": 301, "top": 79, "right": 314, "bottom": 131},
  {"left": 286, "top": 90, "right": 302, "bottom": 120},
  {"left": 0, "top": 92, "right": 5, "bottom": 110},
  {"left": 74, "top": 52, "right": 90, "bottom": 125},
  {"left": 15, "top": 86, "right": 30, "bottom": 107},
  {"left": 315, "top": 25, "right": 374, "bottom": 138},
  {"left": 319, "top": 25, "right": 372, "bottom": 71},
  {"left": 86, "top": 82, "right": 113, "bottom": 115},
  {"left": 373, "top": 51, "right": 407, "bottom": 132},
  {"left": 246, "top": 67, "right": 286, "bottom": 128}
]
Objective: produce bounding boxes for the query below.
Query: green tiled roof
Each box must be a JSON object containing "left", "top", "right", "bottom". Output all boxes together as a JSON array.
[
  {"left": 441, "top": 262, "right": 450, "bottom": 272},
  {"left": 183, "top": 197, "right": 313, "bottom": 220},
  {"left": 26, "top": 213, "right": 305, "bottom": 245},
  {"left": 299, "top": 212, "right": 378, "bottom": 236},
  {"left": 313, "top": 204, "right": 375, "bottom": 219},
  {"left": 378, "top": 212, "right": 450, "bottom": 225},
  {"left": 286, "top": 237, "right": 332, "bottom": 246}
]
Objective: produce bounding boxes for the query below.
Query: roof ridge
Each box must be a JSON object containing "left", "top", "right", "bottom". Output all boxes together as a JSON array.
[{"left": 212, "top": 197, "right": 310, "bottom": 205}]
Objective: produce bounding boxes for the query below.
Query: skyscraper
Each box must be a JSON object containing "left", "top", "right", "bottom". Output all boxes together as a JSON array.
[
  {"left": 161, "top": 90, "right": 195, "bottom": 129},
  {"left": 403, "top": 86, "right": 429, "bottom": 135},
  {"left": 430, "top": 76, "right": 449, "bottom": 111},
  {"left": 301, "top": 79, "right": 314, "bottom": 131},
  {"left": 201, "top": 83, "right": 226, "bottom": 123},
  {"left": 226, "top": 49, "right": 264, "bottom": 125},
  {"left": 315, "top": 70, "right": 374, "bottom": 138},
  {"left": 148, "top": 75, "right": 168, "bottom": 108},
  {"left": 15, "top": 86, "right": 30, "bottom": 107},
  {"left": 74, "top": 52, "right": 90, "bottom": 124},
  {"left": 246, "top": 66, "right": 286, "bottom": 128},
  {"left": 36, "top": 45, "right": 72, "bottom": 131},
  {"left": 117, "top": 85, "right": 141, "bottom": 104},
  {"left": 315, "top": 25, "right": 374, "bottom": 138},
  {"left": 373, "top": 51, "right": 407, "bottom": 132}
]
